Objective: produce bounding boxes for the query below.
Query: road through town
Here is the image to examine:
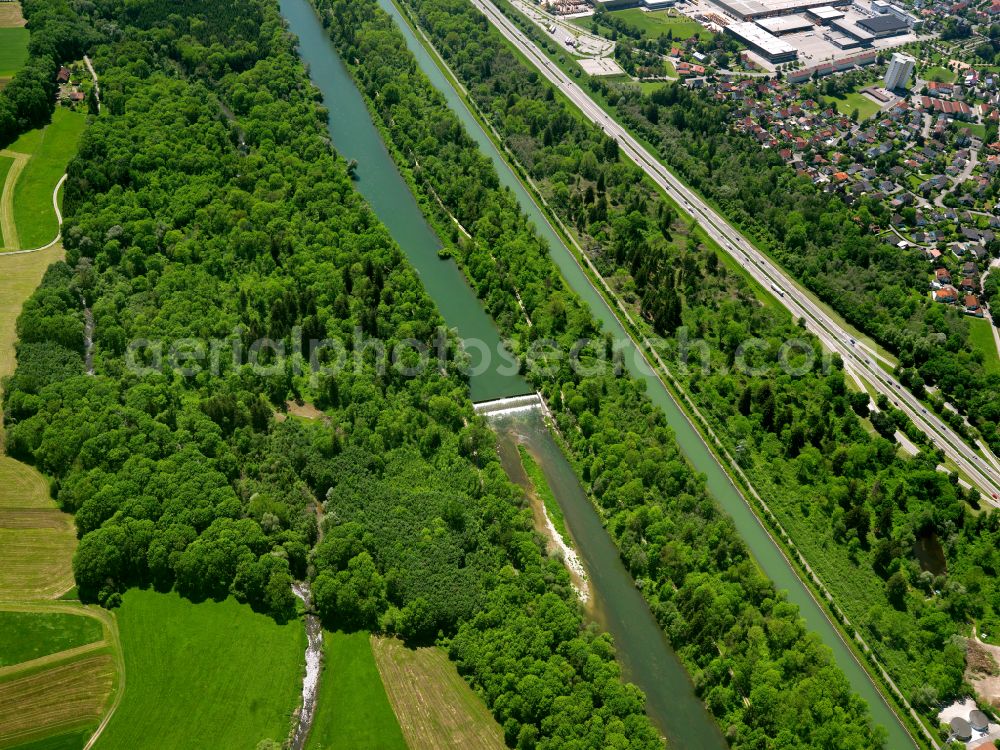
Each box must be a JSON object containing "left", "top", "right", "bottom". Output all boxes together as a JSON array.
[{"left": 469, "top": 0, "right": 1000, "bottom": 504}]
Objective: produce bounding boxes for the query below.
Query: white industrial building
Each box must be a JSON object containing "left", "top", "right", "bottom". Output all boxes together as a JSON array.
[
  {"left": 725, "top": 21, "right": 798, "bottom": 61},
  {"left": 884, "top": 52, "right": 915, "bottom": 90},
  {"left": 756, "top": 13, "right": 813, "bottom": 34}
]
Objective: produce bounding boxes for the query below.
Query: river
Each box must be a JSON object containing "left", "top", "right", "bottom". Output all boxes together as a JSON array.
[
  {"left": 277, "top": 0, "right": 529, "bottom": 404},
  {"left": 279, "top": 0, "right": 725, "bottom": 744},
  {"left": 277, "top": 0, "right": 911, "bottom": 746},
  {"left": 375, "top": 2, "right": 915, "bottom": 747}
]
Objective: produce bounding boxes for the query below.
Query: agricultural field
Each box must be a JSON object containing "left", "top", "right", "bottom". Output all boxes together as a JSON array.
[
  {"left": 0, "top": 240, "right": 75, "bottom": 601},
  {"left": 0, "top": 2, "right": 26, "bottom": 28},
  {"left": 8, "top": 109, "right": 86, "bottom": 250},
  {"left": 0, "top": 28, "right": 29, "bottom": 80},
  {"left": 0, "top": 604, "right": 119, "bottom": 750},
  {"left": 0, "top": 2, "right": 27, "bottom": 92},
  {"left": 0, "top": 611, "right": 102, "bottom": 667},
  {"left": 371, "top": 637, "right": 506, "bottom": 750},
  {"left": 93, "top": 590, "right": 304, "bottom": 750},
  {"left": 306, "top": 631, "right": 406, "bottom": 750},
  {"left": 0, "top": 650, "right": 114, "bottom": 749}
]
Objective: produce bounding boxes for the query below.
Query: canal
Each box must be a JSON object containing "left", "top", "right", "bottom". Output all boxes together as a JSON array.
[
  {"left": 277, "top": 0, "right": 529, "bottom": 404},
  {"left": 280, "top": 0, "right": 725, "bottom": 745},
  {"left": 376, "top": 3, "right": 914, "bottom": 748},
  {"left": 278, "top": 0, "right": 912, "bottom": 746}
]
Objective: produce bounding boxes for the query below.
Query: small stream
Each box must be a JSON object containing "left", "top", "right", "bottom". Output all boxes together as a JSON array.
[
  {"left": 82, "top": 300, "right": 94, "bottom": 376},
  {"left": 289, "top": 582, "right": 323, "bottom": 750}
]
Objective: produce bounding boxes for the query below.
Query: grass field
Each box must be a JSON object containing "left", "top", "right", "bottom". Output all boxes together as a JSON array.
[
  {"left": 0, "top": 155, "right": 11, "bottom": 247},
  {"left": 573, "top": 8, "right": 709, "bottom": 41},
  {"left": 7, "top": 729, "right": 92, "bottom": 750},
  {"left": 0, "top": 445, "right": 76, "bottom": 600},
  {"left": 0, "top": 604, "right": 119, "bottom": 749},
  {"left": 0, "top": 29, "right": 29, "bottom": 79},
  {"left": 0, "top": 243, "right": 73, "bottom": 598},
  {"left": 824, "top": 91, "right": 882, "bottom": 121},
  {"left": 923, "top": 65, "right": 956, "bottom": 83},
  {"left": 518, "top": 445, "right": 572, "bottom": 546},
  {"left": 94, "top": 589, "right": 304, "bottom": 750},
  {"left": 610, "top": 8, "right": 710, "bottom": 40},
  {"left": 0, "top": 612, "right": 103, "bottom": 668},
  {"left": 968, "top": 317, "right": 1000, "bottom": 375},
  {"left": 306, "top": 631, "right": 406, "bottom": 750},
  {"left": 10, "top": 109, "right": 85, "bottom": 250},
  {"left": 371, "top": 637, "right": 505, "bottom": 750}
]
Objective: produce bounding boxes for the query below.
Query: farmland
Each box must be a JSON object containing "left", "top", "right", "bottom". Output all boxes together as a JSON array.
[
  {"left": 93, "top": 590, "right": 304, "bottom": 750},
  {"left": 371, "top": 637, "right": 506, "bottom": 750},
  {"left": 0, "top": 604, "right": 119, "bottom": 749},
  {"left": 8, "top": 109, "right": 85, "bottom": 250},
  {"left": 0, "top": 2, "right": 25, "bottom": 28},
  {"left": 306, "top": 631, "right": 406, "bottom": 750},
  {"left": 0, "top": 28, "right": 29, "bottom": 80},
  {"left": 0, "top": 650, "right": 114, "bottom": 748},
  {"left": 0, "top": 611, "right": 102, "bottom": 668}
]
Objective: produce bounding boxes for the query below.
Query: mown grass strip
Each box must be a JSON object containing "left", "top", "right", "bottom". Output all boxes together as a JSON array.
[
  {"left": 306, "top": 631, "right": 406, "bottom": 750},
  {"left": 371, "top": 636, "right": 505, "bottom": 750},
  {"left": 11, "top": 109, "right": 86, "bottom": 250}
]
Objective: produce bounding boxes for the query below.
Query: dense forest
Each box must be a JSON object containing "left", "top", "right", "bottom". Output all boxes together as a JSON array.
[
  {"left": 0, "top": 0, "right": 93, "bottom": 144},
  {"left": 2, "top": 0, "right": 668, "bottom": 747},
  {"left": 314, "top": 0, "right": 890, "bottom": 746},
  {"left": 341, "top": 0, "right": 1000, "bottom": 736}
]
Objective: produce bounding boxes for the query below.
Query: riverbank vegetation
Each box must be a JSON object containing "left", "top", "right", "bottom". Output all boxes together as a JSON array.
[
  {"left": 314, "top": 0, "right": 888, "bottom": 745},
  {"left": 2, "top": 0, "right": 665, "bottom": 746},
  {"left": 373, "top": 0, "right": 1000, "bottom": 732},
  {"left": 517, "top": 445, "right": 571, "bottom": 544}
]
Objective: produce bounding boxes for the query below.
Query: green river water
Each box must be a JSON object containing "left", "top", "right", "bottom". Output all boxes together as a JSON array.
[{"left": 278, "top": 0, "right": 913, "bottom": 746}]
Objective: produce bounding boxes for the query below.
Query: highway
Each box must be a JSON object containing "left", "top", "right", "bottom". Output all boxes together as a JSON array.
[{"left": 468, "top": 0, "right": 1000, "bottom": 504}]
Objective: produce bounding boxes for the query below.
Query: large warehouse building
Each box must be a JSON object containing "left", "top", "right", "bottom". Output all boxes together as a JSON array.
[
  {"left": 857, "top": 13, "right": 909, "bottom": 37},
  {"left": 725, "top": 21, "right": 798, "bottom": 61},
  {"left": 756, "top": 13, "right": 813, "bottom": 34},
  {"left": 713, "top": 0, "right": 849, "bottom": 20}
]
